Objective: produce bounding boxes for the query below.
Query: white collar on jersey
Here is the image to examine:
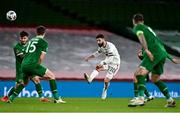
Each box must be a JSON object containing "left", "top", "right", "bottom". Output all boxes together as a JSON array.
[{"left": 36, "top": 35, "right": 44, "bottom": 39}]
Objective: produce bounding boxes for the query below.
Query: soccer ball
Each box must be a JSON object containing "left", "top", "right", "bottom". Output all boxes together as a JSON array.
[{"left": 6, "top": 10, "right": 17, "bottom": 21}]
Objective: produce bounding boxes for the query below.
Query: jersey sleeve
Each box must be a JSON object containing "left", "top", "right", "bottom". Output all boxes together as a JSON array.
[
  {"left": 167, "top": 53, "right": 173, "bottom": 61},
  {"left": 134, "top": 24, "right": 144, "bottom": 36},
  {"left": 41, "top": 40, "right": 48, "bottom": 53},
  {"left": 93, "top": 48, "right": 101, "bottom": 57},
  {"left": 13, "top": 45, "right": 22, "bottom": 76}
]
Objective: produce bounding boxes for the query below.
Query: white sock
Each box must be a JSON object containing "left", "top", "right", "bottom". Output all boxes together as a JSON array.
[{"left": 89, "top": 70, "right": 99, "bottom": 82}]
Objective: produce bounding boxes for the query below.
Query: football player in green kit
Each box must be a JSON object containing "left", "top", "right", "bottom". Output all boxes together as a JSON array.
[
  {"left": 1, "top": 31, "right": 49, "bottom": 102},
  {"left": 7, "top": 26, "right": 66, "bottom": 103},
  {"left": 128, "top": 14, "right": 179, "bottom": 107}
]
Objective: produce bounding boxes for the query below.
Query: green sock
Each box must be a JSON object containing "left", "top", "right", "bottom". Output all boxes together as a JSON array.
[
  {"left": 155, "top": 80, "right": 170, "bottom": 99},
  {"left": 134, "top": 82, "right": 138, "bottom": 97},
  {"left": 35, "top": 83, "right": 43, "bottom": 98},
  {"left": 8, "top": 87, "right": 15, "bottom": 97},
  {"left": 9, "top": 84, "right": 24, "bottom": 101},
  {"left": 49, "top": 79, "right": 59, "bottom": 100},
  {"left": 144, "top": 88, "right": 150, "bottom": 97},
  {"left": 136, "top": 75, "right": 146, "bottom": 97}
]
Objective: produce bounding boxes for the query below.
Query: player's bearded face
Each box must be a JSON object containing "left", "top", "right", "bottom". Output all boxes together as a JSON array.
[
  {"left": 20, "top": 36, "right": 28, "bottom": 45},
  {"left": 97, "top": 39, "right": 104, "bottom": 47}
]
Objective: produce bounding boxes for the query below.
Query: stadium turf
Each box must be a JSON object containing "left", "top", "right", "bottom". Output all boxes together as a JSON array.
[{"left": 0, "top": 98, "right": 179, "bottom": 112}]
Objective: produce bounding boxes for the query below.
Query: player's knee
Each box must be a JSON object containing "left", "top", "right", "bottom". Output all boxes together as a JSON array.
[
  {"left": 134, "top": 68, "right": 148, "bottom": 76},
  {"left": 33, "top": 77, "right": 40, "bottom": 84},
  {"left": 133, "top": 77, "right": 138, "bottom": 83},
  {"left": 104, "top": 77, "right": 111, "bottom": 83},
  {"left": 45, "top": 69, "right": 55, "bottom": 80},
  {"left": 96, "top": 65, "right": 104, "bottom": 72},
  {"left": 151, "top": 74, "right": 160, "bottom": 83}
]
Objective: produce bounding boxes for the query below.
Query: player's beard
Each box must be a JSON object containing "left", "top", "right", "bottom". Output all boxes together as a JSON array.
[
  {"left": 98, "top": 43, "right": 103, "bottom": 47},
  {"left": 21, "top": 42, "right": 26, "bottom": 45}
]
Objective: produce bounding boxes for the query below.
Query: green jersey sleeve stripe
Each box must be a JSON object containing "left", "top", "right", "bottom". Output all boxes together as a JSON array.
[{"left": 136, "top": 31, "right": 144, "bottom": 36}]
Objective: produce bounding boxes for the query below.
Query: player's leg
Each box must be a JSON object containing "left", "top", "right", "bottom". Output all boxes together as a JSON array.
[
  {"left": 8, "top": 76, "right": 29, "bottom": 103},
  {"left": 152, "top": 74, "right": 175, "bottom": 107},
  {"left": 128, "top": 57, "right": 154, "bottom": 107},
  {"left": 84, "top": 64, "right": 104, "bottom": 83},
  {"left": 1, "top": 73, "right": 24, "bottom": 102},
  {"left": 31, "top": 76, "right": 50, "bottom": 102},
  {"left": 131, "top": 74, "right": 154, "bottom": 103},
  {"left": 43, "top": 69, "right": 66, "bottom": 103},
  {"left": 151, "top": 58, "right": 175, "bottom": 107},
  {"left": 130, "top": 76, "right": 138, "bottom": 102},
  {"left": 135, "top": 67, "right": 148, "bottom": 100},
  {"left": 144, "top": 74, "right": 155, "bottom": 102},
  {"left": 101, "top": 64, "right": 119, "bottom": 100}
]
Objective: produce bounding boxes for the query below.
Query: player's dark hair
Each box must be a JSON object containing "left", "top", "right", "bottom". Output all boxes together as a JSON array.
[
  {"left": 20, "top": 31, "right": 29, "bottom": 37},
  {"left": 96, "top": 34, "right": 105, "bottom": 39},
  {"left": 133, "top": 13, "right": 144, "bottom": 23},
  {"left": 36, "top": 25, "right": 46, "bottom": 35}
]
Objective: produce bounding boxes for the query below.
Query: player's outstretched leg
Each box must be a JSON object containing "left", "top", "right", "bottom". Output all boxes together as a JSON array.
[
  {"left": 152, "top": 74, "right": 176, "bottom": 107},
  {"left": 7, "top": 84, "right": 25, "bottom": 103},
  {"left": 84, "top": 69, "right": 99, "bottom": 84},
  {"left": 44, "top": 69, "right": 66, "bottom": 104},
  {"left": 0, "top": 86, "right": 15, "bottom": 102}
]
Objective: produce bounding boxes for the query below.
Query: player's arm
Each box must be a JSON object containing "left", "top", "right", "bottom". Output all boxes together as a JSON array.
[
  {"left": 84, "top": 54, "right": 95, "bottom": 62},
  {"left": 39, "top": 52, "right": 46, "bottom": 64},
  {"left": 136, "top": 31, "right": 154, "bottom": 61},
  {"left": 84, "top": 49, "right": 101, "bottom": 62},
  {"left": 167, "top": 53, "right": 180, "bottom": 64},
  {"left": 39, "top": 40, "right": 48, "bottom": 64},
  {"left": 13, "top": 47, "right": 21, "bottom": 76}
]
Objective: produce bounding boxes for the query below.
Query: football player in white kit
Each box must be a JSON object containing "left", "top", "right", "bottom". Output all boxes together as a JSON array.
[{"left": 84, "top": 34, "right": 121, "bottom": 100}]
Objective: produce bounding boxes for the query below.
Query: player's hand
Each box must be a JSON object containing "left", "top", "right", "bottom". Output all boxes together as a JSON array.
[
  {"left": 172, "top": 58, "right": 180, "bottom": 64},
  {"left": 96, "top": 64, "right": 103, "bottom": 70},
  {"left": 84, "top": 56, "right": 90, "bottom": 62},
  {"left": 145, "top": 49, "right": 154, "bottom": 61},
  {"left": 137, "top": 50, "right": 143, "bottom": 60}
]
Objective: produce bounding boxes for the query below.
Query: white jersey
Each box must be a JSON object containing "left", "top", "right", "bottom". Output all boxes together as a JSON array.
[{"left": 93, "top": 41, "right": 120, "bottom": 65}]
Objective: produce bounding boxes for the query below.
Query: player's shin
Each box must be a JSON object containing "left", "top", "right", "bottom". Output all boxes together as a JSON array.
[
  {"left": 49, "top": 79, "right": 59, "bottom": 100},
  {"left": 9, "top": 84, "right": 24, "bottom": 102},
  {"left": 89, "top": 70, "right": 99, "bottom": 82},
  {"left": 144, "top": 88, "right": 151, "bottom": 97},
  {"left": 35, "top": 83, "right": 43, "bottom": 98},
  {"left": 136, "top": 75, "right": 146, "bottom": 97},
  {"left": 154, "top": 80, "right": 170, "bottom": 99},
  {"left": 133, "top": 82, "right": 138, "bottom": 97},
  {"left": 8, "top": 87, "right": 15, "bottom": 97}
]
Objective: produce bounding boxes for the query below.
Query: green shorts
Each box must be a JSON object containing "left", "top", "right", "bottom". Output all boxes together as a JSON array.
[
  {"left": 22, "top": 63, "right": 47, "bottom": 77},
  {"left": 140, "top": 55, "right": 166, "bottom": 75}
]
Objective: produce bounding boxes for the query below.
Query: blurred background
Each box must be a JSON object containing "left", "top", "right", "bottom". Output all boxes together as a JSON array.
[{"left": 0, "top": 0, "right": 180, "bottom": 97}]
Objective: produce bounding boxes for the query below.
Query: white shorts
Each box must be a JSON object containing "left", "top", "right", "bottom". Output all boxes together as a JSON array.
[{"left": 103, "top": 64, "right": 120, "bottom": 80}]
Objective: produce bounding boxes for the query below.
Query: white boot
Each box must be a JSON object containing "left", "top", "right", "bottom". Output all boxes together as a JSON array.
[
  {"left": 84, "top": 73, "right": 90, "bottom": 83},
  {"left": 101, "top": 88, "right": 107, "bottom": 100},
  {"left": 128, "top": 97, "right": 145, "bottom": 107},
  {"left": 54, "top": 97, "right": 66, "bottom": 104},
  {"left": 165, "top": 97, "right": 176, "bottom": 107}
]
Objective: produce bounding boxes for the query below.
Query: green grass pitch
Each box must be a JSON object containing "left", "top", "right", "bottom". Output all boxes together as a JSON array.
[{"left": 0, "top": 98, "right": 180, "bottom": 112}]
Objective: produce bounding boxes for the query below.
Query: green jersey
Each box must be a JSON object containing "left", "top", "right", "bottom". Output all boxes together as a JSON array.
[
  {"left": 133, "top": 24, "right": 167, "bottom": 57},
  {"left": 22, "top": 36, "right": 48, "bottom": 65},
  {"left": 13, "top": 42, "right": 26, "bottom": 81}
]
